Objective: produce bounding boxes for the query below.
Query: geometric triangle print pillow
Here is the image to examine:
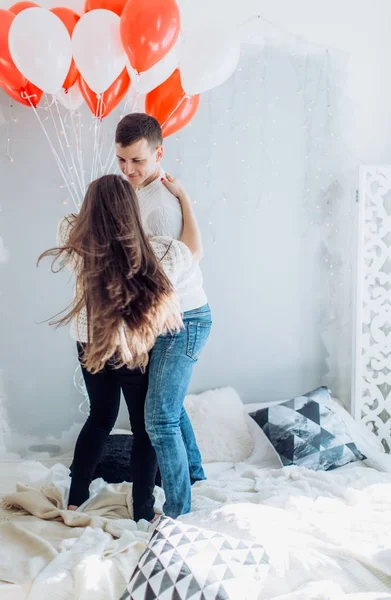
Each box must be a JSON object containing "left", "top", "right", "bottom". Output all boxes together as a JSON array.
[
  {"left": 120, "top": 516, "right": 269, "bottom": 600},
  {"left": 250, "top": 386, "right": 365, "bottom": 471}
]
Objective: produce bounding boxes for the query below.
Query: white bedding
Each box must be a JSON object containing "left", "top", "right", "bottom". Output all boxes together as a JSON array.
[
  {"left": 179, "top": 399, "right": 391, "bottom": 598},
  {"left": 181, "top": 462, "right": 391, "bottom": 598},
  {"left": 2, "top": 458, "right": 391, "bottom": 599},
  {"left": 0, "top": 463, "right": 157, "bottom": 600},
  {"left": 1, "top": 393, "right": 391, "bottom": 600}
]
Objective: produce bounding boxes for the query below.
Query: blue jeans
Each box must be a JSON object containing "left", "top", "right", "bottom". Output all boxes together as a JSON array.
[{"left": 145, "top": 304, "right": 212, "bottom": 518}]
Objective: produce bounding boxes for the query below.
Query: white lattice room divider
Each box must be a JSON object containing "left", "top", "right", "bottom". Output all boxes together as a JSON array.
[{"left": 353, "top": 165, "right": 391, "bottom": 452}]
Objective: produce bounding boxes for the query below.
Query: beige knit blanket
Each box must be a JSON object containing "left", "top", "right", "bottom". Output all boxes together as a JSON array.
[
  {"left": 1, "top": 481, "right": 134, "bottom": 528},
  {"left": 0, "top": 481, "right": 151, "bottom": 599}
]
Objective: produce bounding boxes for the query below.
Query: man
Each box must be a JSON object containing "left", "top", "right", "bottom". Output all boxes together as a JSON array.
[
  {"left": 115, "top": 113, "right": 208, "bottom": 504},
  {"left": 115, "top": 113, "right": 182, "bottom": 240}
]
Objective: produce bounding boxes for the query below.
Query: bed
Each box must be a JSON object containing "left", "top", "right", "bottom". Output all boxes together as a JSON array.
[{"left": 1, "top": 386, "right": 391, "bottom": 600}]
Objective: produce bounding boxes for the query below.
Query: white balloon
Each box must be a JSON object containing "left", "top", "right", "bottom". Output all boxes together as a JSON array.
[
  {"left": 180, "top": 27, "right": 241, "bottom": 95},
  {"left": 8, "top": 8, "right": 72, "bottom": 95},
  {"left": 72, "top": 9, "right": 126, "bottom": 94},
  {"left": 127, "top": 43, "right": 179, "bottom": 95},
  {"left": 55, "top": 82, "right": 84, "bottom": 111}
]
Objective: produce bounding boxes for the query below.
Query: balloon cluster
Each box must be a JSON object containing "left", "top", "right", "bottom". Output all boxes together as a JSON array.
[{"left": 0, "top": 0, "right": 241, "bottom": 137}]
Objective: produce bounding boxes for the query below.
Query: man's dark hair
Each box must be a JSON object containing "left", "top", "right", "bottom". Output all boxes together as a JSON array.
[{"left": 115, "top": 113, "right": 163, "bottom": 148}]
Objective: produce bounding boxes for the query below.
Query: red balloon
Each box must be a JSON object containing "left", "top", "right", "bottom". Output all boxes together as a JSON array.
[
  {"left": 84, "top": 0, "right": 127, "bottom": 16},
  {"left": 145, "top": 69, "right": 199, "bottom": 138},
  {"left": 1, "top": 80, "right": 43, "bottom": 107},
  {"left": 50, "top": 7, "right": 80, "bottom": 90},
  {"left": 79, "top": 69, "right": 130, "bottom": 119},
  {"left": 9, "top": 2, "right": 39, "bottom": 14},
  {"left": 0, "top": 10, "right": 27, "bottom": 89},
  {"left": 120, "top": 0, "right": 180, "bottom": 74}
]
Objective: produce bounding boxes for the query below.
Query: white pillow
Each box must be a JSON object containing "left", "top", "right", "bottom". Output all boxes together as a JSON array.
[{"left": 184, "top": 387, "right": 254, "bottom": 463}]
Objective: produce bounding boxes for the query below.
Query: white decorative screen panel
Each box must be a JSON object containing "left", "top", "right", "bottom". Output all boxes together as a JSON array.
[{"left": 354, "top": 165, "right": 391, "bottom": 452}]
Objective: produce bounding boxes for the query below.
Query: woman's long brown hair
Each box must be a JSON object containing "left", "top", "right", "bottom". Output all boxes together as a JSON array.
[{"left": 38, "top": 174, "right": 182, "bottom": 373}]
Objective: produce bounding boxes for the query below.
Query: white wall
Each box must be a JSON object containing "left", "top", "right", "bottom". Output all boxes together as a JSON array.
[
  {"left": 240, "top": 0, "right": 391, "bottom": 164},
  {"left": 0, "top": 0, "right": 390, "bottom": 456}
]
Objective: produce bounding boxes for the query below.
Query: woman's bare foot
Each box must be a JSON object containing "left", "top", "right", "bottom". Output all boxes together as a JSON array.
[{"left": 68, "top": 505, "right": 79, "bottom": 511}]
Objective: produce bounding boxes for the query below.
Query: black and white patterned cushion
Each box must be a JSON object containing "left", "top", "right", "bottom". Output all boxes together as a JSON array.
[
  {"left": 250, "top": 386, "right": 366, "bottom": 471},
  {"left": 120, "top": 516, "right": 269, "bottom": 600}
]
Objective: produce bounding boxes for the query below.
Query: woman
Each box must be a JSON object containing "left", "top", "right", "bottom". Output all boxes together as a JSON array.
[{"left": 39, "top": 173, "right": 211, "bottom": 520}]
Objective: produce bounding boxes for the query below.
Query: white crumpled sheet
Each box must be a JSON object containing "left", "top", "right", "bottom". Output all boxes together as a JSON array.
[{"left": 179, "top": 462, "right": 391, "bottom": 599}]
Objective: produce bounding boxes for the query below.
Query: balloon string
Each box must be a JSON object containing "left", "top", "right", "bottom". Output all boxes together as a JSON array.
[
  {"left": 104, "top": 147, "right": 118, "bottom": 177},
  {"left": 70, "top": 108, "right": 86, "bottom": 194},
  {"left": 120, "top": 88, "right": 139, "bottom": 121},
  {"left": 53, "top": 96, "right": 85, "bottom": 199},
  {"left": 90, "top": 96, "right": 101, "bottom": 182},
  {"left": 77, "top": 110, "right": 85, "bottom": 191},
  {"left": 96, "top": 95, "right": 106, "bottom": 175},
  {"left": 91, "top": 121, "right": 97, "bottom": 182},
  {"left": 8, "top": 96, "right": 18, "bottom": 124},
  {"left": 90, "top": 94, "right": 106, "bottom": 180},
  {"left": 44, "top": 93, "right": 82, "bottom": 206},
  {"left": 97, "top": 93, "right": 107, "bottom": 121},
  {"left": 25, "top": 92, "right": 80, "bottom": 211},
  {"left": 161, "top": 93, "right": 187, "bottom": 131}
]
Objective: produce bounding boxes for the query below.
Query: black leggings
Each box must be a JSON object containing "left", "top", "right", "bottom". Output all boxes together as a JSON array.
[{"left": 68, "top": 344, "right": 158, "bottom": 521}]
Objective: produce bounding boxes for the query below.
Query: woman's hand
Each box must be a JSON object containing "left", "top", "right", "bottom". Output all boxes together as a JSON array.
[
  {"left": 161, "top": 173, "right": 189, "bottom": 202},
  {"left": 162, "top": 173, "right": 202, "bottom": 259}
]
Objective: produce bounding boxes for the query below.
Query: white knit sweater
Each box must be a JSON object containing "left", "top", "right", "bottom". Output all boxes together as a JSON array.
[{"left": 57, "top": 208, "right": 206, "bottom": 342}]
